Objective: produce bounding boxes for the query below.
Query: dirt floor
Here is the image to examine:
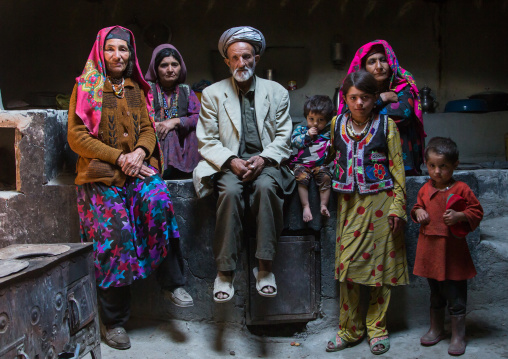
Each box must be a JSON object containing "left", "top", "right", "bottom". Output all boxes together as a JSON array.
[{"left": 92, "top": 305, "right": 508, "bottom": 359}]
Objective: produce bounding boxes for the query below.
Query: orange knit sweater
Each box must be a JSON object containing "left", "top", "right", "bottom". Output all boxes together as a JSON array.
[{"left": 67, "top": 78, "right": 158, "bottom": 187}]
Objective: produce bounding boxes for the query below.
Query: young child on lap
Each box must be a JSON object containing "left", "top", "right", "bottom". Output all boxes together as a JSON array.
[
  {"left": 412, "top": 137, "right": 483, "bottom": 356},
  {"left": 289, "top": 95, "right": 333, "bottom": 222}
]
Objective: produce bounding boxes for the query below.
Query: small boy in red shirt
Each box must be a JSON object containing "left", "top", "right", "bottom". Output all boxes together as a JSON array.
[{"left": 411, "top": 137, "right": 483, "bottom": 356}]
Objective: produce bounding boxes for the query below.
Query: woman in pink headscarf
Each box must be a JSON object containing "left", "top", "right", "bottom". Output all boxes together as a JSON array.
[
  {"left": 145, "top": 44, "right": 201, "bottom": 179},
  {"left": 67, "top": 26, "right": 192, "bottom": 350},
  {"left": 338, "top": 40, "right": 425, "bottom": 175}
]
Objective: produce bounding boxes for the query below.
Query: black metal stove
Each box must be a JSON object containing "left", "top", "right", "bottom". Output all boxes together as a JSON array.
[{"left": 0, "top": 243, "right": 101, "bottom": 358}]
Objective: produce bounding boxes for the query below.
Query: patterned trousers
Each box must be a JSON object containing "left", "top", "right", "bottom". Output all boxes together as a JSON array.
[
  {"left": 77, "top": 173, "right": 179, "bottom": 288},
  {"left": 337, "top": 282, "right": 391, "bottom": 341}
]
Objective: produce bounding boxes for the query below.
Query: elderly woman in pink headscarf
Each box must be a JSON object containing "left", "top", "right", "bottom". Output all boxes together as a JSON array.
[
  {"left": 338, "top": 40, "right": 426, "bottom": 175},
  {"left": 145, "top": 44, "right": 201, "bottom": 179},
  {"left": 67, "top": 26, "right": 193, "bottom": 351}
]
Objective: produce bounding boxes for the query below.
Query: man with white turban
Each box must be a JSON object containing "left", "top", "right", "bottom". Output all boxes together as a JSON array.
[{"left": 193, "top": 26, "right": 294, "bottom": 303}]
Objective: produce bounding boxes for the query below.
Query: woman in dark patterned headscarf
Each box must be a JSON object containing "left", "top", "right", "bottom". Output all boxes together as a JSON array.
[
  {"left": 68, "top": 26, "right": 192, "bottom": 351},
  {"left": 338, "top": 40, "right": 426, "bottom": 175},
  {"left": 145, "top": 44, "right": 201, "bottom": 179}
]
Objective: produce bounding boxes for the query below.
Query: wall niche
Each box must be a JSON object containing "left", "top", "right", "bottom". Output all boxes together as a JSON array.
[{"left": 0, "top": 127, "right": 19, "bottom": 191}]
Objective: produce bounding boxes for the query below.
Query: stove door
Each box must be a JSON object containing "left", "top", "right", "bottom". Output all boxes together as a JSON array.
[{"left": 67, "top": 276, "right": 96, "bottom": 335}]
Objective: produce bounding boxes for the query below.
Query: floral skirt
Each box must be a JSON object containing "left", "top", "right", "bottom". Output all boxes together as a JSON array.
[{"left": 76, "top": 174, "right": 179, "bottom": 288}]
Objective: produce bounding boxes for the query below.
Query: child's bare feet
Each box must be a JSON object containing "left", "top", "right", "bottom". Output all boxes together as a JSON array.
[
  {"left": 321, "top": 205, "right": 330, "bottom": 218},
  {"left": 303, "top": 205, "right": 313, "bottom": 222}
]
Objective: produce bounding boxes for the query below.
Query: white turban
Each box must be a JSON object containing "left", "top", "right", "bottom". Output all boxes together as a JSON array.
[{"left": 218, "top": 26, "right": 266, "bottom": 58}]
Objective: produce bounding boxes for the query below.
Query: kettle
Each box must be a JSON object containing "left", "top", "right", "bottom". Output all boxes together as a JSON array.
[{"left": 420, "top": 85, "right": 438, "bottom": 113}]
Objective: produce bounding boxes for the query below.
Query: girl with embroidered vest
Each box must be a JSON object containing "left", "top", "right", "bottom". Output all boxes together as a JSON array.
[
  {"left": 412, "top": 137, "right": 483, "bottom": 356},
  {"left": 326, "top": 70, "right": 408, "bottom": 355}
]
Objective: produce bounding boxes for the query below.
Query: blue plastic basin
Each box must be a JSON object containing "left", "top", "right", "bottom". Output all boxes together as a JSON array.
[{"left": 444, "top": 99, "right": 488, "bottom": 113}]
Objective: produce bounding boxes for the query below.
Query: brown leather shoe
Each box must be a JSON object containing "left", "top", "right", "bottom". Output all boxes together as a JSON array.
[{"left": 101, "top": 326, "right": 131, "bottom": 350}]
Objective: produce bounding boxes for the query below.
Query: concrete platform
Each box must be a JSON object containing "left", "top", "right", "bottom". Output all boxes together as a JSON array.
[{"left": 97, "top": 304, "right": 508, "bottom": 358}]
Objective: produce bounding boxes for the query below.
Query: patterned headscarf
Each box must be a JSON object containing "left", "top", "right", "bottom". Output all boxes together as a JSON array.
[
  {"left": 75, "top": 26, "right": 153, "bottom": 137},
  {"left": 218, "top": 26, "right": 266, "bottom": 58},
  {"left": 105, "top": 27, "right": 131, "bottom": 45},
  {"left": 338, "top": 40, "right": 424, "bottom": 133},
  {"left": 144, "top": 44, "right": 187, "bottom": 85}
]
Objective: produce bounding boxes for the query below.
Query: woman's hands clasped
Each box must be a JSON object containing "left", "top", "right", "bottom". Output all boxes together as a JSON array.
[
  {"left": 117, "top": 148, "right": 156, "bottom": 180},
  {"left": 155, "top": 118, "right": 180, "bottom": 140}
]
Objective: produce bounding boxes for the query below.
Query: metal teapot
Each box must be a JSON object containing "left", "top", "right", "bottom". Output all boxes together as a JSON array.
[{"left": 420, "top": 85, "right": 438, "bottom": 113}]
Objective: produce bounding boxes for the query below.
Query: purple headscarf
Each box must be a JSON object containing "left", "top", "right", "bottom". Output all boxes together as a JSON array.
[{"left": 145, "top": 44, "right": 187, "bottom": 85}]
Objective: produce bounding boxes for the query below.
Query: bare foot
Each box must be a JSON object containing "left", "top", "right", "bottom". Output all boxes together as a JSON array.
[
  {"left": 216, "top": 292, "right": 229, "bottom": 300},
  {"left": 327, "top": 334, "right": 346, "bottom": 350},
  {"left": 303, "top": 205, "right": 313, "bottom": 222},
  {"left": 370, "top": 336, "right": 388, "bottom": 353},
  {"left": 258, "top": 260, "right": 276, "bottom": 294},
  {"left": 320, "top": 205, "right": 330, "bottom": 218},
  {"left": 262, "top": 285, "right": 275, "bottom": 294}
]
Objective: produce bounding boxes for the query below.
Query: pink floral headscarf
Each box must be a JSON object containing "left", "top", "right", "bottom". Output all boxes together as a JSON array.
[
  {"left": 75, "top": 26, "right": 154, "bottom": 137},
  {"left": 338, "top": 40, "right": 424, "bottom": 133}
]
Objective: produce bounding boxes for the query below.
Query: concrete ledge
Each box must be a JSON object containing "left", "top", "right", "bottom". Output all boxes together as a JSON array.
[
  {"left": 1, "top": 110, "right": 507, "bottom": 328},
  {"left": 130, "top": 170, "right": 508, "bottom": 326}
]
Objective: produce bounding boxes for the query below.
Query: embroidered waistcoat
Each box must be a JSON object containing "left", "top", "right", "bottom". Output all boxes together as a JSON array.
[
  {"left": 332, "top": 113, "right": 394, "bottom": 194},
  {"left": 149, "top": 82, "right": 190, "bottom": 122}
]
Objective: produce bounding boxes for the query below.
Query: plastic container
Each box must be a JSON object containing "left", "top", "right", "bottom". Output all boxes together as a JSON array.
[{"left": 444, "top": 99, "right": 488, "bottom": 113}]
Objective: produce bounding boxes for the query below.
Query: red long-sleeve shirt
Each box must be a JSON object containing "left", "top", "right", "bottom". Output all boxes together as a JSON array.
[{"left": 411, "top": 180, "right": 483, "bottom": 281}]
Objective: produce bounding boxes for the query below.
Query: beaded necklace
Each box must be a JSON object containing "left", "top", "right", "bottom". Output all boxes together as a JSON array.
[
  {"left": 157, "top": 83, "right": 179, "bottom": 119},
  {"left": 346, "top": 115, "right": 372, "bottom": 141},
  {"left": 107, "top": 77, "right": 125, "bottom": 99}
]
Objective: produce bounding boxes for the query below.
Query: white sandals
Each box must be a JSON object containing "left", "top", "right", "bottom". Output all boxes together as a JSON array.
[
  {"left": 253, "top": 267, "right": 277, "bottom": 297},
  {"left": 213, "top": 272, "right": 235, "bottom": 303}
]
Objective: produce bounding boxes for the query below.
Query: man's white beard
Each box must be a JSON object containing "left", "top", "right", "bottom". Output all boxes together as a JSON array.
[{"left": 231, "top": 64, "right": 255, "bottom": 83}]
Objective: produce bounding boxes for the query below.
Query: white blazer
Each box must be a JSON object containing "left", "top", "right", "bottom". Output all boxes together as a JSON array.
[{"left": 193, "top": 76, "right": 292, "bottom": 198}]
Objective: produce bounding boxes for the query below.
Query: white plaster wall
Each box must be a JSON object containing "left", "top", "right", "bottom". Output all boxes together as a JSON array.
[{"left": 423, "top": 111, "right": 508, "bottom": 163}]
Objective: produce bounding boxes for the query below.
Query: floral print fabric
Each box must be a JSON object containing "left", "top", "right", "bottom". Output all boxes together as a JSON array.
[
  {"left": 338, "top": 40, "right": 425, "bottom": 175},
  {"left": 75, "top": 26, "right": 152, "bottom": 138},
  {"left": 337, "top": 282, "right": 391, "bottom": 341},
  {"left": 77, "top": 173, "right": 179, "bottom": 288}
]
